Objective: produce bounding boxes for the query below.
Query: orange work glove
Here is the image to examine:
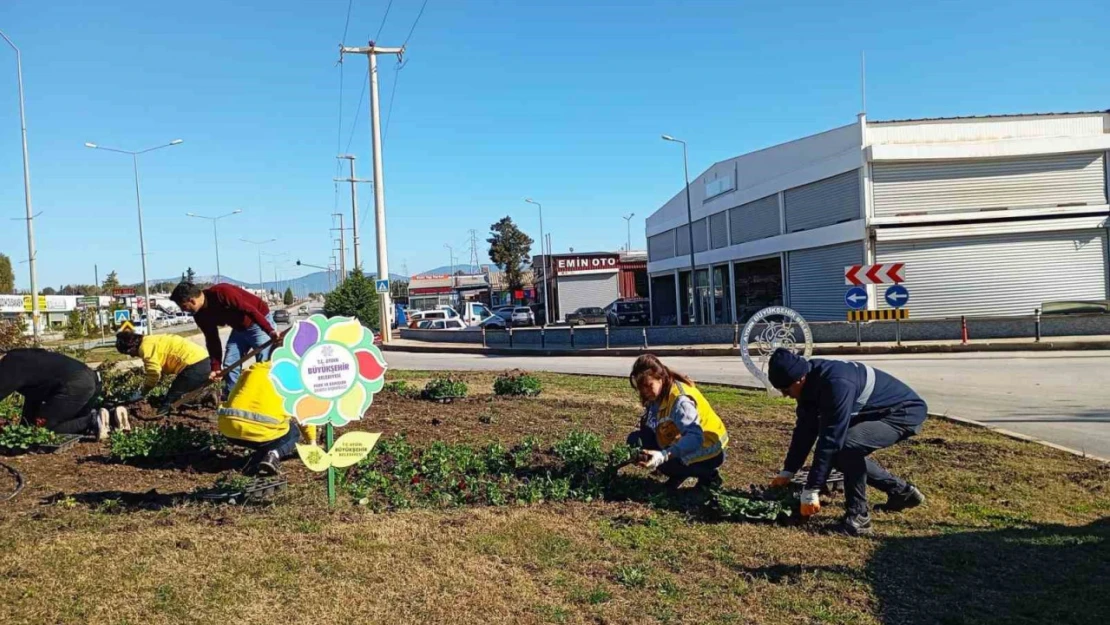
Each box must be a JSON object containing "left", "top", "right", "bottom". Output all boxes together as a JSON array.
[
  {"left": 770, "top": 470, "right": 794, "bottom": 488},
  {"left": 800, "top": 489, "right": 821, "bottom": 517}
]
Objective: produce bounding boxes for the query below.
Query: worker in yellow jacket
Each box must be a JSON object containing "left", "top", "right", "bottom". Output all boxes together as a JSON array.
[
  {"left": 218, "top": 361, "right": 307, "bottom": 475},
  {"left": 115, "top": 331, "right": 211, "bottom": 413},
  {"left": 627, "top": 354, "right": 729, "bottom": 490}
]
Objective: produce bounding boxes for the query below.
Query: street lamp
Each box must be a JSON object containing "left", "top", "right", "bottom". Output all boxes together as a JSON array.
[
  {"left": 661, "top": 135, "right": 700, "bottom": 325},
  {"left": 622, "top": 213, "right": 636, "bottom": 252},
  {"left": 187, "top": 210, "right": 241, "bottom": 284},
  {"left": 86, "top": 138, "right": 184, "bottom": 333},
  {"left": 242, "top": 238, "right": 277, "bottom": 291},
  {"left": 444, "top": 244, "right": 456, "bottom": 301},
  {"left": 1, "top": 29, "right": 41, "bottom": 340},
  {"left": 524, "top": 198, "right": 549, "bottom": 325}
]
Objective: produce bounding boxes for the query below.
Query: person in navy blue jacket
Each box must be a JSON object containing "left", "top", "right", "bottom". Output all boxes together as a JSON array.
[{"left": 766, "top": 348, "right": 927, "bottom": 536}]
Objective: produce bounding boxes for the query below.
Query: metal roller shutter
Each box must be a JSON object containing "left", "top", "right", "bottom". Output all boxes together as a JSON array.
[
  {"left": 875, "top": 228, "right": 1108, "bottom": 318},
  {"left": 710, "top": 212, "right": 728, "bottom": 249},
  {"left": 692, "top": 218, "right": 709, "bottom": 252},
  {"left": 730, "top": 194, "right": 780, "bottom": 244},
  {"left": 557, "top": 273, "right": 620, "bottom": 322},
  {"left": 785, "top": 170, "right": 860, "bottom": 233},
  {"left": 873, "top": 152, "right": 1107, "bottom": 217},
  {"left": 676, "top": 224, "right": 691, "bottom": 256},
  {"left": 648, "top": 231, "right": 675, "bottom": 261},
  {"left": 787, "top": 242, "right": 863, "bottom": 321}
]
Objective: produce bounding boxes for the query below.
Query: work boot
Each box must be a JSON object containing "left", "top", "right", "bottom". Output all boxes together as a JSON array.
[
  {"left": 96, "top": 408, "right": 111, "bottom": 441},
  {"left": 663, "top": 476, "right": 688, "bottom": 491},
  {"left": 257, "top": 450, "right": 282, "bottom": 477},
  {"left": 881, "top": 484, "right": 925, "bottom": 513},
  {"left": 838, "top": 512, "right": 874, "bottom": 537}
]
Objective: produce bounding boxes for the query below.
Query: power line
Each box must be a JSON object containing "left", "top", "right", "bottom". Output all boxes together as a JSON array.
[
  {"left": 383, "top": 60, "right": 406, "bottom": 142},
  {"left": 344, "top": 69, "right": 369, "bottom": 154},
  {"left": 403, "top": 0, "right": 431, "bottom": 47},
  {"left": 341, "top": 0, "right": 354, "bottom": 43},
  {"left": 375, "top": 0, "right": 395, "bottom": 42}
]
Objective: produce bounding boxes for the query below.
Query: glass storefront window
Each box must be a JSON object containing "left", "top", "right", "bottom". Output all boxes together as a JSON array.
[
  {"left": 650, "top": 274, "right": 677, "bottom": 325},
  {"left": 695, "top": 269, "right": 710, "bottom": 325},
  {"left": 712, "top": 265, "right": 731, "bottom": 324},
  {"left": 678, "top": 271, "right": 692, "bottom": 325},
  {"left": 733, "top": 257, "right": 784, "bottom": 322}
]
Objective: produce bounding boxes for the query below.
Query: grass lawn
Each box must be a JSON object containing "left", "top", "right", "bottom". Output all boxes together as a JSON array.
[{"left": 0, "top": 370, "right": 1106, "bottom": 625}]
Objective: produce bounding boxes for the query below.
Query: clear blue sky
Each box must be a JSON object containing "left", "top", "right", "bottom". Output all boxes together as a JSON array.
[{"left": 2, "top": 0, "right": 1108, "bottom": 289}]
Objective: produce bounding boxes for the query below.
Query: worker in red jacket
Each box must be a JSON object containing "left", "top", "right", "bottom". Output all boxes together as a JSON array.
[{"left": 170, "top": 281, "right": 280, "bottom": 396}]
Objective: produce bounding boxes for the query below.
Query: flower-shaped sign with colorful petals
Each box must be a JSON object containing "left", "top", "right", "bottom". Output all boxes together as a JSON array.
[{"left": 269, "top": 314, "right": 387, "bottom": 427}]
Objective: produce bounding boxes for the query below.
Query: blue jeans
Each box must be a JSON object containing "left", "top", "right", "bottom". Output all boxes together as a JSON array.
[
  {"left": 223, "top": 313, "right": 275, "bottom": 394},
  {"left": 235, "top": 422, "right": 301, "bottom": 461},
  {"left": 627, "top": 427, "right": 725, "bottom": 482}
]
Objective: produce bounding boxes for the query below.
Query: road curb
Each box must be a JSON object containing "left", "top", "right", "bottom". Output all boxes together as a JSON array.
[
  {"left": 925, "top": 412, "right": 1109, "bottom": 464},
  {"left": 382, "top": 339, "right": 1110, "bottom": 358}
]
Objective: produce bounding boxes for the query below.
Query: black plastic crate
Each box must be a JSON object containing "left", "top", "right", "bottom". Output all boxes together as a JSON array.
[
  {"left": 36, "top": 433, "right": 82, "bottom": 454},
  {"left": 194, "top": 477, "right": 288, "bottom": 505}
]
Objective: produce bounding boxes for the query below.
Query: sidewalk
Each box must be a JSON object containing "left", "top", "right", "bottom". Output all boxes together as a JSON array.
[{"left": 382, "top": 334, "right": 1110, "bottom": 357}]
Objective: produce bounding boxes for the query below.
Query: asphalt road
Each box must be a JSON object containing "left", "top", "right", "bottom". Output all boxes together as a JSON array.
[{"left": 383, "top": 349, "right": 1110, "bottom": 461}]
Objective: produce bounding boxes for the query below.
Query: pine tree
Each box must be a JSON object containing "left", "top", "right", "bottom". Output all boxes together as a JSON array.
[
  {"left": 323, "top": 269, "right": 380, "bottom": 330},
  {"left": 185, "top": 267, "right": 197, "bottom": 283},
  {"left": 102, "top": 271, "right": 121, "bottom": 293},
  {"left": 283, "top": 287, "right": 294, "bottom": 305},
  {"left": 0, "top": 253, "right": 15, "bottom": 293},
  {"left": 487, "top": 217, "right": 533, "bottom": 292}
]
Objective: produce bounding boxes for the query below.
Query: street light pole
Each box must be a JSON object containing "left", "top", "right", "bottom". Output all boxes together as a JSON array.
[
  {"left": 242, "top": 238, "right": 276, "bottom": 292},
  {"left": 662, "top": 135, "right": 700, "bottom": 325},
  {"left": 187, "top": 210, "right": 241, "bottom": 284},
  {"left": 623, "top": 213, "right": 636, "bottom": 252},
  {"left": 1, "top": 30, "right": 40, "bottom": 340},
  {"left": 524, "top": 198, "right": 549, "bottom": 325},
  {"left": 86, "top": 138, "right": 184, "bottom": 334}
]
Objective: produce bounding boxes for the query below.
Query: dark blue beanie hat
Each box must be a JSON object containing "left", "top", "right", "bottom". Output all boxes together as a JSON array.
[{"left": 768, "top": 348, "right": 810, "bottom": 390}]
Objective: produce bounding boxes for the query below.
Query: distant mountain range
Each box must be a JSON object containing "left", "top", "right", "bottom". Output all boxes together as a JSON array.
[{"left": 148, "top": 271, "right": 407, "bottom": 296}]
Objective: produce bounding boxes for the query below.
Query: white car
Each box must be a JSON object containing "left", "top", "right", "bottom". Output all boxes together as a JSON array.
[{"left": 423, "top": 318, "right": 466, "bottom": 330}]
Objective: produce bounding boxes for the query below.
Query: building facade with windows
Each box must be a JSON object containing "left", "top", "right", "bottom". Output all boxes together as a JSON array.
[{"left": 646, "top": 110, "right": 1110, "bottom": 324}]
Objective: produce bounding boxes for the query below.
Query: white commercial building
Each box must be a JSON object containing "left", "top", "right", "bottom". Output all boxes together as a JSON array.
[{"left": 646, "top": 110, "right": 1110, "bottom": 323}]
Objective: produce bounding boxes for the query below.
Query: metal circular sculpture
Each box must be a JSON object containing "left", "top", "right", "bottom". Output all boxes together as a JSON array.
[{"left": 740, "top": 306, "right": 814, "bottom": 390}]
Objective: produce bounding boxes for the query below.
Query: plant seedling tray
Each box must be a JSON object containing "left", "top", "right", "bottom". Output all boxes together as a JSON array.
[
  {"left": 36, "top": 434, "right": 82, "bottom": 454},
  {"left": 790, "top": 469, "right": 845, "bottom": 493},
  {"left": 194, "top": 477, "right": 287, "bottom": 505}
]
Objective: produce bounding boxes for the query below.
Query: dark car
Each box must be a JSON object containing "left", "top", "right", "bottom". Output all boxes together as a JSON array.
[
  {"left": 606, "top": 299, "right": 649, "bottom": 326},
  {"left": 566, "top": 307, "right": 608, "bottom": 326},
  {"left": 273, "top": 309, "right": 291, "bottom": 324}
]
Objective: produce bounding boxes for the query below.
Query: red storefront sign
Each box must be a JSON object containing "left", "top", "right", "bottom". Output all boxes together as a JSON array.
[{"left": 553, "top": 254, "right": 619, "bottom": 276}]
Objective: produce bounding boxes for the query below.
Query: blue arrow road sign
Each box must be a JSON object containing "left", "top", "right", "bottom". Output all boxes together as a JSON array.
[
  {"left": 845, "top": 287, "right": 868, "bottom": 310},
  {"left": 375, "top": 279, "right": 390, "bottom": 294},
  {"left": 885, "top": 284, "right": 910, "bottom": 308},
  {"left": 114, "top": 309, "right": 131, "bottom": 324}
]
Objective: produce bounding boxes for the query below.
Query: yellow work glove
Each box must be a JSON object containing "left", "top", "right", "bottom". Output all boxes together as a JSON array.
[
  {"left": 770, "top": 470, "right": 794, "bottom": 488},
  {"left": 800, "top": 489, "right": 821, "bottom": 517}
]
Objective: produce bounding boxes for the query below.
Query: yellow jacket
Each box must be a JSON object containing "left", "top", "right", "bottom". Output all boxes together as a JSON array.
[
  {"left": 651, "top": 382, "right": 729, "bottom": 465},
  {"left": 218, "top": 362, "right": 292, "bottom": 444},
  {"left": 139, "top": 334, "right": 209, "bottom": 391}
]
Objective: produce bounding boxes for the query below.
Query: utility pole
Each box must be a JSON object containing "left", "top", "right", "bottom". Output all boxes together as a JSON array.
[
  {"left": 331, "top": 213, "right": 347, "bottom": 280},
  {"left": 444, "top": 244, "right": 456, "bottom": 300},
  {"left": 242, "top": 238, "right": 276, "bottom": 293},
  {"left": 334, "top": 154, "right": 371, "bottom": 271},
  {"left": 623, "top": 213, "right": 635, "bottom": 252},
  {"left": 2, "top": 30, "right": 41, "bottom": 341},
  {"left": 340, "top": 41, "right": 404, "bottom": 342}
]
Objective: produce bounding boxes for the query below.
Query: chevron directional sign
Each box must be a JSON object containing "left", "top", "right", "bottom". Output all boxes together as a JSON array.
[{"left": 844, "top": 263, "right": 905, "bottom": 286}]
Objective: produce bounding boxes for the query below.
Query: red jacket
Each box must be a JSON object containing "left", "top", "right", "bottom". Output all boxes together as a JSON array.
[{"left": 194, "top": 284, "right": 275, "bottom": 370}]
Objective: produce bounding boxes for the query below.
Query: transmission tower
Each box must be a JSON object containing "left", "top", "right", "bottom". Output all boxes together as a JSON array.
[{"left": 467, "top": 229, "right": 480, "bottom": 272}]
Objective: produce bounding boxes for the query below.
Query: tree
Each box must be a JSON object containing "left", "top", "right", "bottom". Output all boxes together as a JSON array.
[
  {"left": 323, "top": 269, "right": 380, "bottom": 330},
  {"left": 185, "top": 267, "right": 197, "bottom": 284},
  {"left": 63, "top": 309, "right": 85, "bottom": 339},
  {"left": 487, "top": 216, "right": 533, "bottom": 292},
  {"left": 41, "top": 286, "right": 57, "bottom": 295},
  {"left": 0, "top": 317, "right": 28, "bottom": 351},
  {"left": 102, "top": 271, "right": 121, "bottom": 293},
  {"left": 0, "top": 253, "right": 14, "bottom": 293},
  {"left": 283, "top": 287, "right": 294, "bottom": 305}
]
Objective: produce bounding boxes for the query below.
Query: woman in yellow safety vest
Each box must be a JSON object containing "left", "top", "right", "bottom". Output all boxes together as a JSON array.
[
  {"left": 218, "top": 361, "right": 309, "bottom": 476},
  {"left": 628, "top": 354, "right": 729, "bottom": 490},
  {"left": 115, "top": 331, "right": 211, "bottom": 414}
]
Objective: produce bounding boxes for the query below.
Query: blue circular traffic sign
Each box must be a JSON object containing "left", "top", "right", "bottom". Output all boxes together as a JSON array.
[
  {"left": 884, "top": 284, "right": 909, "bottom": 309},
  {"left": 844, "top": 287, "right": 868, "bottom": 310}
]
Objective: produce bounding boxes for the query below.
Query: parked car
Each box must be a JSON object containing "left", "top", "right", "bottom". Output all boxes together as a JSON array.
[
  {"left": 494, "top": 306, "right": 515, "bottom": 322},
  {"left": 426, "top": 318, "right": 467, "bottom": 330},
  {"left": 566, "top": 307, "right": 608, "bottom": 326},
  {"left": 457, "top": 302, "right": 495, "bottom": 326},
  {"left": 478, "top": 315, "right": 508, "bottom": 330},
  {"left": 510, "top": 306, "right": 535, "bottom": 327},
  {"left": 408, "top": 308, "right": 458, "bottom": 328},
  {"left": 606, "top": 298, "right": 649, "bottom": 326},
  {"left": 273, "top": 309, "right": 291, "bottom": 324}
]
